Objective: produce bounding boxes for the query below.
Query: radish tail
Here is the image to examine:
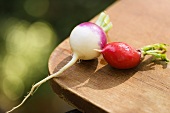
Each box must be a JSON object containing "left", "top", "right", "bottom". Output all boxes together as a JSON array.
[{"left": 6, "top": 53, "right": 79, "bottom": 113}]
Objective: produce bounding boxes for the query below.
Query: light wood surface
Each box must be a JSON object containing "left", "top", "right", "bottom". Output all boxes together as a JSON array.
[{"left": 48, "top": 0, "right": 170, "bottom": 113}]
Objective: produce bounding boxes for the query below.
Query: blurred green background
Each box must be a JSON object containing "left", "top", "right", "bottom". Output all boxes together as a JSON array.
[{"left": 0, "top": 0, "right": 115, "bottom": 113}]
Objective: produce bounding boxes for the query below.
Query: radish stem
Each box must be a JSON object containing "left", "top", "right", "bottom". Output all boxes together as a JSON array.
[
  {"left": 141, "top": 43, "right": 169, "bottom": 62},
  {"left": 95, "top": 12, "right": 112, "bottom": 33},
  {"left": 95, "top": 12, "right": 107, "bottom": 26}
]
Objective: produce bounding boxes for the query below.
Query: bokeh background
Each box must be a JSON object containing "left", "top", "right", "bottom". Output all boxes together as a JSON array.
[{"left": 0, "top": 0, "right": 116, "bottom": 113}]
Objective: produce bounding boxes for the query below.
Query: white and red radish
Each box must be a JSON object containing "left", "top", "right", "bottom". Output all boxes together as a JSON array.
[
  {"left": 6, "top": 12, "right": 112, "bottom": 113},
  {"left": 70, "top": 22, "right": 107, "bottom": 60},
  {"left": 97, "top": 42, "right": 169, "bottom": 69}
]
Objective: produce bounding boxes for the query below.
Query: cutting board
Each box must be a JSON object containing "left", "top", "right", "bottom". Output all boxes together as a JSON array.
[{"left": 48, "top": 0, "right": 170, "bottom": 113}]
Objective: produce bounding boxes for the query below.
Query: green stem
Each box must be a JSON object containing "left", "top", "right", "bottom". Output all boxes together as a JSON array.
[
  {"left": 95, "top": 12, "right": 112, "bottom": 33},
  {"left": 141, "top": 43, "right": 169, "bottom": 62}
]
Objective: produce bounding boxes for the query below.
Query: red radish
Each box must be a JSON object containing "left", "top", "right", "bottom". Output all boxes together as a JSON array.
[
  {"left": 6, "top": 12, "right": 112, "bottom": 113},
  {"left": 96, "top": 42, "right": 169, "bottom": 69}
]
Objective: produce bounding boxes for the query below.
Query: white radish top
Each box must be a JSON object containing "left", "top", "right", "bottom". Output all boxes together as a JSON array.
[{"left": 70, "top": 22, "right": 107, "bottom": 60}]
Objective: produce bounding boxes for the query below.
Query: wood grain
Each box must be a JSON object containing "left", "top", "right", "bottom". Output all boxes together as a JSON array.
[{"left": 48, "top": 0, "right": 170, "bottom": 113}]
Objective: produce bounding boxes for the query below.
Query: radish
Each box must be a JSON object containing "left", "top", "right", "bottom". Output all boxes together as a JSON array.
[
  {"left": 6, "top": 12, "right": 112, "bottom": 113},
  {"left": 96, "top": 42, "right": 169, "bottom": 69}
]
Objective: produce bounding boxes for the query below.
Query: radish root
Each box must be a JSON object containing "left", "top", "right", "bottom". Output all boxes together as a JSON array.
[{"left": 6, "top": 54, "right": 79, "bottom": 113}]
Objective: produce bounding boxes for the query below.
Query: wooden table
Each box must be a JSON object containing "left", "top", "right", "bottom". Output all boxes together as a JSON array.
[{"left": 48, "top": 0, "right": 170, "bottom": 113}]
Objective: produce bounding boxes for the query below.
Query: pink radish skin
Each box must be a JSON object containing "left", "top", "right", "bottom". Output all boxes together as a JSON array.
[
  {"left": 95, "top": 42, "right": 169, "bottom": 69},
  {"left": 70, "top": 22, "right": 107, "bottom": 60},
  {"left": 6, "top": 12, "right": 112, "bottom": 113}
]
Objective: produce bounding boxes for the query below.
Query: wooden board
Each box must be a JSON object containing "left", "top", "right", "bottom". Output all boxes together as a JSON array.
[{"left": 48, "top": 0, "right": 170, "bottom": 113}]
